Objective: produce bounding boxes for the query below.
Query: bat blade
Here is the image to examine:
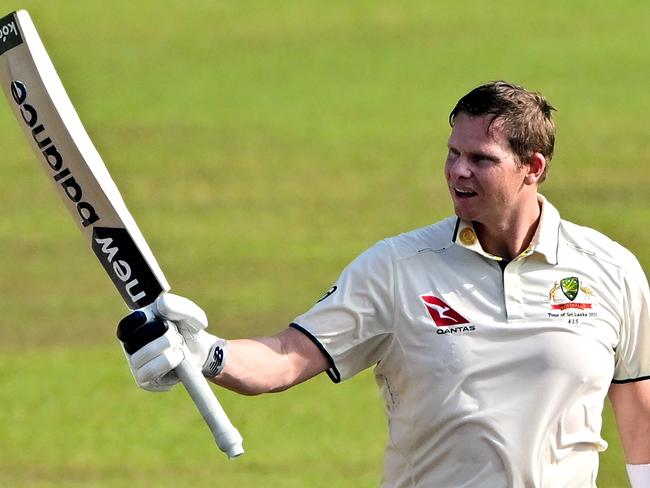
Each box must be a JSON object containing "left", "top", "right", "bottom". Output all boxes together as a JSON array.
[
  {"left": 0, "top": 9, "right": 167, "bottom": 309},
  {"left": 0, "top": 10, "right": 243, "bottom": 458}
]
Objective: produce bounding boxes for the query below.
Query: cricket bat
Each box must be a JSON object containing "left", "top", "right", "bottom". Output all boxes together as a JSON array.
[{"left": 0, "top": 9, "right": 243, "bottom": 458}]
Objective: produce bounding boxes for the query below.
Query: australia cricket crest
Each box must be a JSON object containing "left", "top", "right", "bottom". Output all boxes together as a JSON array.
[
  {"left": 549, "top": 276, "right": 594, "bottom": 310},
  {"left": 560, "top": 276, "right": 579, "bottom": 301}
]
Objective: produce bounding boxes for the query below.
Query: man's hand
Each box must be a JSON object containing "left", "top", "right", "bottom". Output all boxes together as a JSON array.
[{"left": 116, "top": 293, "right": 228, "bottom": 392}]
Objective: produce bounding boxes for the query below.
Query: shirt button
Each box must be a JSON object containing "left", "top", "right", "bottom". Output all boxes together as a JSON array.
[{"left": 459, "top": 228, "right": 477, "bottom": 245}]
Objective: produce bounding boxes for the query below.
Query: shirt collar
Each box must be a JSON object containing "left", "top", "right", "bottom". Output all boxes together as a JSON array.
[
  {"left": 530, "top": 194, "right": 560, "bottom": 265},
  {"left": 452, "top": 194, "right": 560, "bottom": 265}
]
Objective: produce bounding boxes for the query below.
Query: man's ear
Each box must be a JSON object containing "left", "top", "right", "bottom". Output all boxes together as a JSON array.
[{"left": 524, "top": 152, "right": 546, "bottom": 185}]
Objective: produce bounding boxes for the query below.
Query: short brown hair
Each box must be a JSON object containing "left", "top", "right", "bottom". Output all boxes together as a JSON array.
[{"left": 449, "top": 81, "right": 556, "bottom": 182}]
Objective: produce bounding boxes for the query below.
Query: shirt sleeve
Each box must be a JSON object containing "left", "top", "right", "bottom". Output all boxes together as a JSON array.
[
  {"left": 291, "top": 240, "right": 395, "bottom": 383},
  {"left": 613, "top": 253, "right": 650, "bottom": 383}
]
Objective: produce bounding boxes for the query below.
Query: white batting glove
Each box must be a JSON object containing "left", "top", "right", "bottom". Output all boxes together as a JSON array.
[{"left": 116, "top": 293, "right": 228, "bottom": 392}]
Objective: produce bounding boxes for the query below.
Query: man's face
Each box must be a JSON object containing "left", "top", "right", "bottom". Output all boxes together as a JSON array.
[{"left": 445, "top": 113, "right": 532, "bottom": 227}]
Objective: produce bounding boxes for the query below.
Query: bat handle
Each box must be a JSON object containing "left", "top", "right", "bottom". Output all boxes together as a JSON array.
[{"left": 175, "top": 344, "right": 244, "bottom": 458}]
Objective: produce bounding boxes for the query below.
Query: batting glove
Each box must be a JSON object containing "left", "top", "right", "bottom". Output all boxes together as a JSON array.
[{"left": 117, "top": 293, "right": 228, "bottom": 392}]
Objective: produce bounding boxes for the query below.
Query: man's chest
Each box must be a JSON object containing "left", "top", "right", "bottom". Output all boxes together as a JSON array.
[{"left": 384, "top": 250, "right": 622, "bottom": 384}]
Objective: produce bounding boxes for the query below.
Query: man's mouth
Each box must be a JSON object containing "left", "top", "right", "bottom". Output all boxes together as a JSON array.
[{"left": 453, "top": 187, "right": 478, "bottom": 199}]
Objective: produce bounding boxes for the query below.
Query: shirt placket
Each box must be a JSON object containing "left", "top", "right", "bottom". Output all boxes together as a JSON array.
[{"left": 503, "top": 259, "right": 526, "bottom": 322}]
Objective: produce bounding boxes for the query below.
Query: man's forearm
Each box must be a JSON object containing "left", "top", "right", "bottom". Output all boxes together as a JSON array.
[{"left": 210, "top": 327, "right": 329, "bottom": 395}]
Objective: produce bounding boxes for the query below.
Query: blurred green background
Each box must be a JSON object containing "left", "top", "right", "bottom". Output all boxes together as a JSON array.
[{"left": 1, "top": 1, "right": 648, "bottom": 486}]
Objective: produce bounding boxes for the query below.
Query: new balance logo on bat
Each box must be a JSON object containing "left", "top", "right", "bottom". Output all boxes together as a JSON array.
[
  {"left": 92, "top": 227, "right": 163, "bottom": 308},
  {"left": 10, "top": 80, "right": 99, "bottom": 228}
]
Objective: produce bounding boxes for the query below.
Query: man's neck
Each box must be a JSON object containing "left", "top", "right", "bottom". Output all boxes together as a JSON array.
[{"left": 474, "top": 198, "right": 542, "bottom": 260}]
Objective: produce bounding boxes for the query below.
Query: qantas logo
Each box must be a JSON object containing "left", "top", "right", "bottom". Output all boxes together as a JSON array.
[
  {"left": 420, "top": 294, "right": 475, "bottom": 334},
  {"left": 420, "top": 294, "right": 469, "bottom": 326}
]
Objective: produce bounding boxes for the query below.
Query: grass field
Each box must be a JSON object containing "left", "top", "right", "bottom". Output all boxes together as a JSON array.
[{"left": 1, "top": 1, "right": 648, "bottom": 486}]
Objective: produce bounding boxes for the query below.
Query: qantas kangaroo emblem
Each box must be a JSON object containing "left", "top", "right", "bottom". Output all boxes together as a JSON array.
[{"left": 420, "top": 294, "right": 469, "bottom": 326}]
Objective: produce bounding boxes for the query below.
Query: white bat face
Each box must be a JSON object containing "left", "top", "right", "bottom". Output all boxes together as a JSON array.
[
  {"left": 0, "top": 10, "right": 242, "bottom": 456},
  {"left": 10, "top": 79, "right": 100, "bottom": 228},
  {"left": 0, "top": 10, "right": 169, "bottom": 309}
]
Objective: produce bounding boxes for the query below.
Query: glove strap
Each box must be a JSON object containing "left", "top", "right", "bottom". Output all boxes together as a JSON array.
[{"left": 202, "top": 338, "right": 228, "bottom": 378}]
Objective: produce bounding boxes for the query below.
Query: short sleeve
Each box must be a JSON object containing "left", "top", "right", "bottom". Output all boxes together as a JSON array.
[
  {"left": 291, "top": 240, "right": 395, "bottom": 382},
  {"left": 613, "top": 254, "right": 650, "bottom": 383}
]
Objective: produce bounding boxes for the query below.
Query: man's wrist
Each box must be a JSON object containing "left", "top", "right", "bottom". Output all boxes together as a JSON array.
[
  {"left": 627, "top": 463, "right": 650, "bottom": 488},
  {"left": 201, "top": 337, "right": 228, "bottom": 378}
]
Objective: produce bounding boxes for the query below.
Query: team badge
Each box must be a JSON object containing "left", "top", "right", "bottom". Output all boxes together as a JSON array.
[
  {"left": 549, "top": 277, "right": 594, "bottom": 311},
  {"left": 560, "top": 276, "right": 579, "bottom": 301}
]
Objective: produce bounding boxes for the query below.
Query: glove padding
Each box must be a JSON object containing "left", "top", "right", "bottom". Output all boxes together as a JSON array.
[{"left": 117, "top": 293, "right": 228, "bottom": 392}]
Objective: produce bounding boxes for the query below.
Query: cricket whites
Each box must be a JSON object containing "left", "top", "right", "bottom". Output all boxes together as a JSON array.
[{"left": 0, "top": 10, "right": 244, "bottom": 458}]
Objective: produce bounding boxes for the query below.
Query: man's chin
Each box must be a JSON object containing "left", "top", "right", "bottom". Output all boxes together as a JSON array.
[{"left": 452, "top": 205, "right": 477, "bottom": 222}]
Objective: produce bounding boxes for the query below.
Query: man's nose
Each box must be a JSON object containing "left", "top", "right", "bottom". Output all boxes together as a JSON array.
[{"left": 448, "top": 157, "right": 472, "bottom": 179}]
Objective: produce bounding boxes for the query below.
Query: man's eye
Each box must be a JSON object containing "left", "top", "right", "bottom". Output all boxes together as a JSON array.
[{"left": 475, "top": 155, "right": 495, "bottom": 164}]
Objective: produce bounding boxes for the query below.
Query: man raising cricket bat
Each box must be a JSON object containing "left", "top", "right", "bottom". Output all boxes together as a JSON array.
[
  {"left": 0, "top": 10, "right": 242, "bottom": 458},
  {"left": 120, "top": 81, "right": 650, "bottom": 487},
  {"left": 3, "top": 8, "right": 649, "bottom": 487}
]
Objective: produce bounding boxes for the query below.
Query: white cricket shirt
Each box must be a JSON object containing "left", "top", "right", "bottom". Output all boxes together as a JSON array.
[{"left": 292, "top": 195, "right": 650, "bottom": 488}]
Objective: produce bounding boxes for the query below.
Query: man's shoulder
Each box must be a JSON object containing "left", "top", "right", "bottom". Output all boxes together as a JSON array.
[
  {"left": 381, "top": 216, "right": 457, "bottom": 261},
  {"left": 558, "top": 218, "right": 638, "bottom": 269}
]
